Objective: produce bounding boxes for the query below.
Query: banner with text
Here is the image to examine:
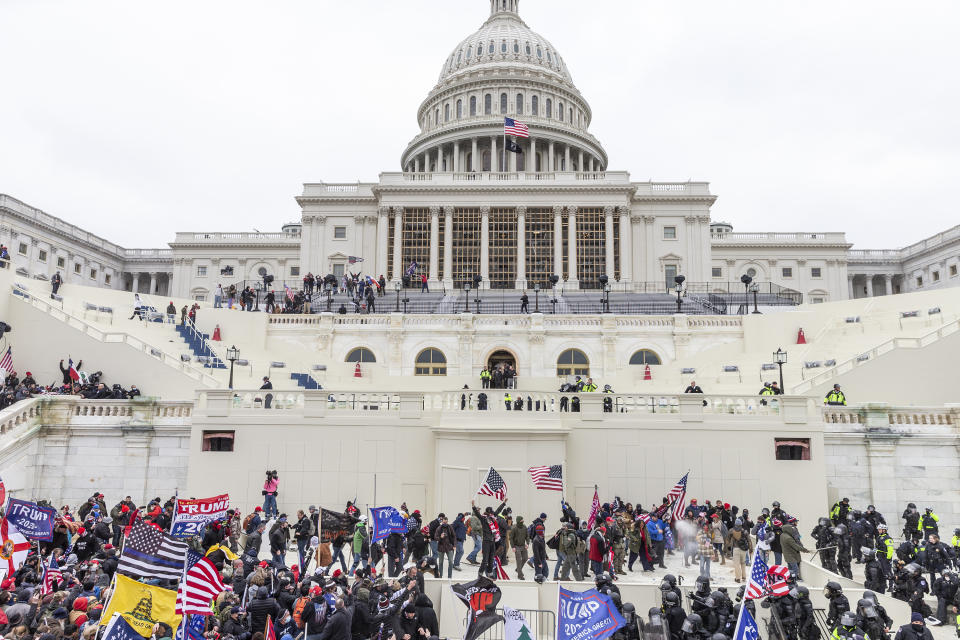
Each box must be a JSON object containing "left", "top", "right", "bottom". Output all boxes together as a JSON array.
[
  {"left": 5, "top": 498, "right": 56, "bottom": 541},
  {"left": 170, "top": 494, "right": 230, "bottom": 538},
  {"left": 369, "top": 506, "right": 408, "bottom": 543},
  {"left": 557, "top": 587, "right": 625, "bottom": 640}
]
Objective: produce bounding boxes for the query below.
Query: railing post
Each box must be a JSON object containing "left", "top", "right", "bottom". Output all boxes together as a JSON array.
[{"left": 678, "top": 395, "right": 705, "bottom": 422}]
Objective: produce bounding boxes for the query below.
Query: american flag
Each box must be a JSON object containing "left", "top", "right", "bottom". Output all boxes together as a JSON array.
[
  {"left": 528, "top": 465, "right": 563, "bottom": 492},
  {"left": 744, "top": 549, "right": 770, "bottom": 600},
  {"left": 477, "top": 467, "right": 507, "bottom": 501},
  {"left": 586, "top": 487, "right": 600, "bottom": 529},
  {"left": 265, "top": 615, "right": 276, "bottom": 640},
  {"left": 118, "top": 518, "right": 188, "bottom": 580},
  {"left": 504, "top": 117, "right": 529, "bottom": 138},
  {"left": 41, "top": 554, "right": 62, "bottom": 595},
  {"left": 666, "top": 472, "right": 689, "bottom": 522},
  {"left": 493, "top": 555, "right": 509, "bottom": 580},
  {"left": 175, "top": 549, "right": 225, "bottom": 616},
  {"left": 0, "top": 347, "right": 11, "bottom": 373},
  {"left": 767, "top": 565, "right": 791, "bottom": 596}
]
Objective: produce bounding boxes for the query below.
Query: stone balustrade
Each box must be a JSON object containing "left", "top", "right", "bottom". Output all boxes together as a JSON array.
[{"left": 823, "top": 404, "right": 958, "bottom": 427}]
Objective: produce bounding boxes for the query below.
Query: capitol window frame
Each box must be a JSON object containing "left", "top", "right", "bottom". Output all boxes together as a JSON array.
[
  {"left": 89, "top": 268, "right": 97, "bottom": 280},
  {"left": 38, "top": 249, "right": 47, "bottom": 263},
  {"left": 811, "top": 267, "right": 822, "bottom": 278},
  {"left": 57, "top": 257, "right": 65, "bottom": 268},
  {"left": 501, "top": 40, "right": 507, "bottom": 54},
  {"left": 950, "top": 265, "right": 958, "bottom": 277},
  {"left": 457, "top": 100, "right": 462, "bottom": 119},
  {"left": 484, "top": 94, "right": 492, "bottom": 115},
  {"left": 500, "top": 93, "right": 508, "bottom": 114},
  {"left": 556, "top": 348, "right": 589, "bottom": 377},
  {"left": 470, "top": 96, "right": 477, "bottom": 116},
  {"left": 782, "top": 267, "right": 793, "bottom": 278},
  {"left": 629, "top": 349, "right": 661, "bottom": 366},
  {"left": 334, "top": 226, "right": 347, "bottom": 240},
  {"left": 933, "top": 270, "right": 940, "bottom": 282},
  {"left": 415, "top": 348, "right": 447, "bottom": 376},
  {"left": 558, "top": 102, "right": 564, "bottom": 121},
  {"left": 516, "top": 93, "right": 523, "bottom": 115},
  {"left": 545, "top": 98, "right": 552, "bottom": 118},
  {"left": 17, "top": 242, "right": 27, "bottom": 256},
  {"left": 663, "top": 226, "right": 677, "bottom": 240},
  {"left": 196, "top": 265, "right": 207, "bottom": 277},
  {"left": 489, "top": 42, "right": 495, "bottom": 55},
  {"left": 712, "top": 267, "right": 722, "bottom": 278},
  {"left": 531, "top": 96, "right": 539, "bottom": 116},
  {"left": 346, "top": 347, "right": 377, "bottom": 363},
  {"left": 444, "top": 103, "right": 450, "bottom": 122}
]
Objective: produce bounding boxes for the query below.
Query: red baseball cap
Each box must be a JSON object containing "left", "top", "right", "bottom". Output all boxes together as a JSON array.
[{"left": 255, "top": 506, "right": 262, "bottom": 512}]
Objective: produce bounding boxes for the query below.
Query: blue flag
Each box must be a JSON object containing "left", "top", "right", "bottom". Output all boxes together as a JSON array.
[
  {"left": 174, "top": 611, "right": 206, "bottom": 640},
  {"left": 104, "top": 613, "right": 145, "bottom": 640},
  {"left": 557, "top": 587, "right": 625, "bottom": 640},
  {"left": 733, "top": 606, "right": 760, "bottom": 640},
  {"left": 6, "top": 498, "right": 57, "bottom": 541},
  {"left": 369, "top": 507, "right": 408, "bottom": 543}
]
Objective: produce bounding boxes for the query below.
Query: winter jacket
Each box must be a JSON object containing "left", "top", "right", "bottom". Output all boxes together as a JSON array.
[
  {"left": 435, "top": 523, "right": 456, "bottom": 553},
  {"left": 780, "top": 525, "right": 807, "bottom": 564},
  {"left": 509, "top": 519, "right": 529, "bottom": 548},
  {"left": 353, "top": 524, "right": 369, "bottom": 556}
]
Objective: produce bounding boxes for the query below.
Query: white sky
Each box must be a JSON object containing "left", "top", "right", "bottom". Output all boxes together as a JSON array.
[{"left": 1, "top": 0, "right": 957, "bottom": 249}]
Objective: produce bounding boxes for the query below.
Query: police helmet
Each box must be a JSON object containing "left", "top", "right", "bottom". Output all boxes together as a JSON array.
[
  {"left": 863, "top": 591, "right": 877, "bottom": 604},
  {"left": 772, "top": 501, "right": 781, "bottom": 508},
  {"left": 905, "top": 562, "right": 922, "bottom": 577},
  {"left": 761, "top": 508, "right": 770, "bottom": 516},
  {"left": 788, "top": 588, "right": 799, "bottom": 599},
  {"left": 819, "top": 517, "right": 830, "bottom": 527},
  {"left": 596, "top": 571, "right": 612, "bottom": 584},
  {"left": 955, "top": 528, "right": 960, "bottom": 536},
  {"left": 736, "top": 585, "right": 746, "bottom": 600},
  {"left": 660, "top": 574, "right": 678, "bottom": 589},
  {"left": 664, "top": 591, "right": 680, "bottom": 606},
  {"left": 861, "top": 546, "right": 875, "bottom": 558},
  {"left": 833, "top": 525, "right": 847, "bottom": 536},
  {"left": 877, "top": 523, "right": 887, "bottom": 531},
  {"left": 824, "top": 581, "right": 842, "bottom": 597},
  {"left": 907, "top": 502, "right": 916, "bottom": 509},
  {"left": 840, "top": 612, "right": 857, "bottom": 627},
  {"left": 851, "top": 510, "right": 862, "bottom": 519},
  {"left": 610, "top": 592, "right": 622, "bottom": 606},
  {"left": 796, "top": 586, "right": 810, "bottom": 599},
  {"left": 695, "top": 575, "right": 711, "bottom": 593},
  {"left": 680, "top": 614, "right": 702, "bottom": 634},
  {"left": 703, "top": 596, "right": 717, "bottom": 609},
  {"left": 621, "top": 603, "right": 635, "bottom": 624},
  {"left": 867, "top": 505, "right": 875, "bottom": 511}
]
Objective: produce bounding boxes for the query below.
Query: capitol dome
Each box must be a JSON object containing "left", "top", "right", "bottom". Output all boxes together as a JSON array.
[{"left": 400, "top": 0, "right": 607, "bottom": 175}]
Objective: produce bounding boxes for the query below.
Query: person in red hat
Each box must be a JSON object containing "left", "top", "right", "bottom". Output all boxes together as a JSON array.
[{"left": 589, "top": 525, "right": 608, "bottom": 576}]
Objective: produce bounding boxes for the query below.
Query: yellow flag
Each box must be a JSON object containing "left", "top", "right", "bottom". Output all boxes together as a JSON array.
[
  {"left": 205, "top": 543, "right": 238, "bottom": 562},
  {"left": 100, "top": 574, "right": 182, "bottom": 638}
]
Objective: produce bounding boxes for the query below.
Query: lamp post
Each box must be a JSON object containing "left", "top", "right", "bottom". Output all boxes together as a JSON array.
[
  {"left": 751, "top": 283, "right": 761, "bottom": 314},
  {"left": 774, "top": 347, "right": 787, "bottom": 391},
  {"left": 463, "top": 283, "right": 471, "bottom": 313},
  {"left": 674, "top": 275, "right": 686, "bottom": 314},
  {"left": 549, "top": 274, "right": 559, "bottom": 314},
  {"left": 226, "top": 345, "right": 239, "bottom": 390},
  {"left": 325, "top": 283, "right": 333, "bottom": 312},
  {"left": 599, "top": 275, "right": 610, "bottom": 313},
  {"left": 394, "top": 281, "right": 401, "bottom": 312},
  {"left": 473, "top": 275, "right": 482, "bottom": 314},
  {"left": 534, "top": 283, "right": 540, "bottom": 313},
  {"left": 740, "top": 274, "right": 753, "bottom": 315}
]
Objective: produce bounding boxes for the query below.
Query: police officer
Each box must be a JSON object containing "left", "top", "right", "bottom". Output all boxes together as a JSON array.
[
  {"left": 856, "top": 598, "right": 889, "bottom": 640},
  {"left": 825, "top": 582, "right": 850, "bottom": 630},
  {"left": 794, "top": 586, "right": 818, "bottom": 640},
  {"left": 596, "top": 571, "right": 620, "bottom": 600},
  {"left": 583, "top": 377, "right": 598, "bottom": 392},
  {"left": 864, "top": 547, "right": 887, "bottom": 594},
  {"left": 480, "top": 367, "right": 491, "bottom": 389},
  {"left": 902, "top": 504, "right": 921, "bottom": 543},
  {"left": 863, "top": 592, "right": 893, "bottom": 639},
  {"left": 836, "top": 524, "right": 854, "bottom": 579},
  {"left": 733, "top": 585, "right": 756, "bottom": 621},
  {"left": 825, "top": 384, "right": 847, "bottom": 406},
  {"left": 933, "top": 570, "right": 960, "bottom": 624},
  {"left": 504, "top": 392, "right": 512, "bottom": 410},
  {"left": 690, "top": 576, "right": 712, "bottom": 617},
  {"left": 699, "top": 593, "right": 724, "bottom": 635},
  {"left": 763, "top": 590, "right": 798, "bottom": 640},
  {"left": 814, "top": 518, "right": 839, "bottom": 573},
  {"left": 679, "top": 614, "right": 709, "bottom": 640},
  {"left": 893, "top": 563, "right": 932, "bottom": 618},
  {"left": 918, "top": 508, "right": 940, "bottom": 539},
  {"left": 864, "top": 505, "right": 886, "bottom": 533},
  {"left": 831, "top": 612, "right": 867, "bottom": 640},
  {"left": 918, "top": 533, "right": 951, "bottom": 588},
  {"left": 831, "top": 498, "right": 851, "bottom": 525},
  {"left": 662, "top": 591, "right": 687, "bottom": 640},
  {"left": 951, "top": 529, "right": 960, "bottom": 569},
  {"left": 660, "top": 575, "right": 683, "bottom": 607}
]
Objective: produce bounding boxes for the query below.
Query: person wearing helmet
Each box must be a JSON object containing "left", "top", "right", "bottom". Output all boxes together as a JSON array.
[
  {"left": 835, "top": 524, "right": 853, "bottom": 579},
  {"left": 902, "top": 503, "right": 922, "bottom": 544},
  {"left": 659, "top": 574, "right": 683, "bottom": 605},
  {"left": 893, "top": 563, "right": 933, "bottom": 619},
  {"left": 863, "top": 547, "right": 887, "bottom": 594},
  {"left": 792, "top": 586, "right": 818, "bottom": 640},
  {"left": 894, "top": 613, "right": 934, "bottom": 640},
  {"left": 831, "top": 497, "right": 851, "bottom": 525},
  {"left": 824, "top": 582, "right": 850, "bottom": 630},
  {"left": 856, "top": 597, "right": 887, "bottom": 640},
  {"left": 951, "top": 529, "right": 960, "bottom": 569},
  {"left": 918, "top": 508, "right": 940, "bottom": 540},
  {"left": 933, "top": 570, "right": 960, "bottom": 627},
  {"left": 679, "top": 614, "right": 705, "bottom": 640},
  {"left": 863, "top": 591, "right": 893, "bottom": 635},
  {"left": 864, "top": 504, "right": 886, "bottom": 532},
  {"left": 875, "top": 523, "right": 895, "bottom": 588},
  {"left": 771, "top": 501, "right": 785, "bottom": 522},
  {"left": 832, "top": 611, "right": 866, "bottom": 640},
  {"left": 662, "top": 590, "right": 687, "bottom": 639},
  {"left": 813, "top": 517, "right": 839, "bottom": 573},
  {"left": 851, "top": 510, "right": 872, "bottom": 564},
  {"left": 918, "top": 533, "right": 950, "bottom": 591}
]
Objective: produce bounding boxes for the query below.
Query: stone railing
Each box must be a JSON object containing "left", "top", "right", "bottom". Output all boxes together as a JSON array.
[
  {"left": 198, "top": 390, "right": 816, "bottom": 423},
  {"left": 0, "top": 194, "right": 127, "bottom": 258},
  {"left": 173, "top": 232, "right": 300, "bottom": 243},
  {"left": 823, "top": 404, "right": 959, "bottom": 428},
  {"left": 0, "top": 397, "right": 193, "bottom": 441},
  {"left": 379, "top": 171, "right": 634, "bottom": 186},
  {"left": 711, "top": 231, "right": 848, "bottom": 243},
  {"left": 0, "top": 397, "right": 42, "bottom": 436}
]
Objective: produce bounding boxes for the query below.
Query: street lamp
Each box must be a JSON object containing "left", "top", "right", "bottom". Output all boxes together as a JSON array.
[
  {"left": 549, "top": 274, "right": 560, "bottom": 314},
  {"left": 674, "top": 275, "right": 686, "bottom": 314},
  {"left": 473, "top": 275, "right": 482, "bottom": 313},
  {"left": 740, "top": 274, "right": 752, "bottom": 315},
  {"left": 463, "top": 283, "right": 471, "bottom": 313},
  {"left": 599, "top": 275, "right": 610, "bottom": 313},
  {"left": 751, "top": 283, "right": 761, "bottom": 314},
  {"left": 325, "top": 283, "right": 333, "bottom": 312},
  {"left": 394, "top": 281, "right": 401, "bottom": 312},
  {"left": 534, "top": 283, "right": 540, "bottom": 313},
  {"left": 773, "top": 347, "right": 787, "bottom": 391},
  {"left": 226, "top": 345, "right": 239, "bottom": 390}
]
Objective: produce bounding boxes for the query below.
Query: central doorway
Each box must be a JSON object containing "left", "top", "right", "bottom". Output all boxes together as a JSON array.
[{"left": 487, "top": 349, "right": 517, "bottom": 389}]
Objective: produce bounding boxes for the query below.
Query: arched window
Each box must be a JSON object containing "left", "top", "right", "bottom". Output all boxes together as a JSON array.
[
  {"left": 482, "top": 150, "right": 491, "bottom": 171},
  {"left": 531, "top": 95, "right": 539, "bottom": 116},
  {"left": 444, "top": 104, "right": 450, "bottom": 122},
  {"left": 545, "top": 98, "right": 552, "bottom": 118},
  {"left": 467, "top": 46, "right": 472, "bottom": 59},
  {"left": 484, "top": 94, "right": 492, "bottom": 115},
  {"left": 513, "top": 41, "right": 519, "bottom": 54},
  {"left": 346, "top": 347, "right": 376, "bottom": 363},
  {"left": 537, "top": 46, "right": 543, "bottom": 59},
  {"left": 558, "top": 102, "right": 564, "bottom": 121},
  {"left": 515, "top": 93, "right": 523, "bottom": 115},
  {"left": 489, "top": 41, "right": 495, "bottom": 55},
  {"left": 457, "top": 51, "right": 462, "bottom": 65},
  {"left": 501, "top": 40, "right": 507, "bottom": 54},
  {"left": 500, "top": 93, "right": 507, "bottom": 114},
  {"left": 456, "top": 100, "right": 462, "bottom": 119},
  {"left": 435, "top": 108, "right": 440, "bottom": 125},
  {"left": 415, "top": 348, "right": 447, "bottom": 376},
  {"left": 629, "top": 349, "right": 661, "bottom": 365},
  {"left": 525, "top": 42, "right": 531, "bottom": 55},
  {"left": 470, "top": 96, "right": 477, "bottom": 116},
  {"left": 546, "top": 50, "right": 552, "bottom": 62},
  {"left": 557, "top": 349, "right": 589, "bottom": 377},
  {"left": 569, "top": 107, "right": 573, "bottom": 123}
]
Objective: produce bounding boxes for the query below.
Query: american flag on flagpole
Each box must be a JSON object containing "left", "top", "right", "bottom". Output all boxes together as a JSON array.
[
  {"left": 667, "top": 472, "right": 689, "bottom": 522},
  {"left": 767, "top": 565, "right": 791, "bottom": 596},
  {"left": 504, "top": 117, "right": 529, "bottom": 138},
  {"left": 0, "top": 347, "right": 12, "bottom": 373},
  {"left": 744, "top": 549, "right": 770, "bottom": 600},
  {"left": 493, "top": 555, "right": 509, "bottom": 580},
  {"left": 118, "top": 518, "right": 188, "bottom": 580},
  {"left": 176, "top": 549, "right": 226, "bottom": 615},
  {"left": 528, "top": 465, "right": 563, "bottom": 491},
  {"left": 41, "top": 554, "right": 62, "bottom": 595},
  {"left": 586, "top": 486, "right": 600, "bottom": 529},
  {"left": 477, "top": 467, "right": 507, "bottom": 501}
]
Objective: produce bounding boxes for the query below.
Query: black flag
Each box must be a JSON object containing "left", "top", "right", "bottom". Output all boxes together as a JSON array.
[
  {"left": 318, "top": 508, "right": 358, "bottom": 544},
  {"left": 451, "top": 576, "right": 504, "bottom": 640},
  {"left": 505, "top": 140, "right": 523, "bottom": 154}
]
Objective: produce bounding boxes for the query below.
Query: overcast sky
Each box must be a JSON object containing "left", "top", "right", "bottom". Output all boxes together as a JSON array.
[{"left": 2, "top": 1, "right": 957, "bottom": 249}]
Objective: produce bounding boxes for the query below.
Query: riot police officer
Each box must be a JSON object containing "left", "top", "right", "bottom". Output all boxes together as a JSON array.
[
  {"left": 856, "top": 597, "right": 889, "bottom": 640},
  {"left": 902, "top": 504, "right": 921, "bottom": 544},
  {"left": 662, "top": 591, "right": 687, "bottom": 640},
  {"left": 680, "top": 614, "right": 710, "bottom": 640},
  {"left": 825, "top": 582, "right": 851, "bottom": 630},
  {"left": 863, "top": 592, "right": 893, "bottom": 638},
  {"left": 832, "top": 612, "right": 868, "bottom": 640},
  {"left": 932, "top": 570, "right": 959, "bottom": 624},
  {"left": 794, "top": 586, "right": 819, "bottom": 640},
  {"left": 836, "top": 524, "right": 853, "bottom": 579},
  {"left": 864, "top": 547, "right": 887, "bottom": 594},
  {"left": 733, "top": 585, "right": 756, "bottom": 621},
  {"left": 876, "top": 524, "right": 895, "bottom": 590},
  {"left": 690, "top": 576, "right": 712, "bottom": 617},
  {"left": 892, "top": 563, "right": 932, "bottom": 617},
  {"left": 660, "top": 574, "right": 683, "bottom": 606},
  {"left": 814, "top": 518, "right": 838, "bottom": 573}
]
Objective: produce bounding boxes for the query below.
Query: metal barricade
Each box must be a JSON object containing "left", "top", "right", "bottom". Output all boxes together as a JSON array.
[{"left": 464, "top": 609, "right": 556, "bottom": 640}]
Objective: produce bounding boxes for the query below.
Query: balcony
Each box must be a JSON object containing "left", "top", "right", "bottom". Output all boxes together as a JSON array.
[
  {"left": 711, "top": 231, "right": 848, "bottom": 244},
  {"left": 172, "top": 232, "right": 301, "bottom": 244}
]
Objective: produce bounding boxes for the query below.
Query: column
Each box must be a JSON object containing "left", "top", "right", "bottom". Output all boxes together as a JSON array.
[
  {"left": 376, "top": 206, "right": 389, "bottom": 278},
  {"left": 564, "top": 145, "right": 571, "bottom": 171},
  {"left": 553, "top": 206, "right": 563, "bottom": 280},
  {"left": 314, "top": 216, "right": 327, "bottom": 275},
  {"left": 391, "top": 207, "right": 403, "bottom": 283},
  {"left": 567, "top": 206, "right": 579, "bottom": 287},
  {"left": 848, "top": 274, "right": 856, "bottom": 299},
  {"left": 529, "top": 138, "right": 537, "bottom": 172},
  {"left": 618, "top": 207, "right": 632, "bottom": 283},
  {"left": 884, "top": 274, "right": 893, "bottom": 296},
  {"left": 865, "top": 275, "right": 874, "bottom": 297},
  {"left": 471, "top": 138, "right": 478, "bottom": 172},
  {"left": 443, "top": 206, "right": 454, "bottom": 288},
  {"left": 589, "top": 157, "right": 595, "bottom": 172},
  {"left": 644, "top": 216, "right": 656, "bottom": 285},
  {"left": 413, "top": 158, "right": 419, "bottom": 173},
  {"left": 422, "top": 151, "right": 429, "bottom": 172},
  {"left": 604, "top": 206, "right": 615, "bottom": 279},
  {"left": 548, "top": 141, "right": 555, "bottom": 171},
  {"left": 428, "top": 206, "right": 440, "bottom": 286},
  {"left": 578, "top": 150, "right": 584, "bottom": 172},
  {"left": 480, "top": 206, "right": 490, "bottom": 288},
  {"left": 491, "top": 136, "right": 498, "bottom": 172},
  {"left": 149, "top": 272, "right": 157, "bottom": 295},
  {"left": 515, "top": 206, "right": 527, "bottom": 289},
  {"left": 453, "top": 142, "right": 460, "bottom": 172},
  {"left": 435, "top": 147, "right": 442, "bottom": 172},
  {"left": 354, "top": 215, "right": 365, "bottom": 256},
  {"left": 166, "top": 272, "right": 174, "bottom": 295}
]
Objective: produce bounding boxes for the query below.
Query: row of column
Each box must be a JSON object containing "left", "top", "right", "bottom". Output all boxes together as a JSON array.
[
  {"left": 129, "top": 271, "right": 172, "bottom": 295},
  {"left": 848, "top": 273, "right": 895, "bottom": 298},
  {"left": 410, "top": 136, "right": 601, "bottom": 173},
  {"left": 378, "top": 205, "right": 630, "bottom": 288}
]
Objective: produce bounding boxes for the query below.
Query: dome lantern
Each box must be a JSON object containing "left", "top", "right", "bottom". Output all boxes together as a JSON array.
[{"left": 490, "top": 0, "right": 519, "bottom": 16}]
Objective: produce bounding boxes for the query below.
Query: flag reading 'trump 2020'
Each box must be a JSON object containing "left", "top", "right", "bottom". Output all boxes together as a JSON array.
[{"left": 557, "top": 587, "right": 625, "bottom": 640}]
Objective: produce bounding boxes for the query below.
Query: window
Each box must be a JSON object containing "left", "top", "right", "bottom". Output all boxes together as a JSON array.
[
  {"left": 525, "top": 42, "right": 531, "bottom": 55},
  {"left": 415, "top": 348, "right": 447, "bottom": 376},
  {"left": 663, "top": 226, "right": 677, "bottom": 240},
  {"left": 333, "top": 264, "right": 345, "bottom": 278},
  {"left": 196, "top": 265, "right": 207, "bottom": 277},
  {"left": 629, "top": 349, "right": 661, "bottom": 365},
  {"left": 951, "top": 265, "right": 958, "bottom": 277},
  {"left": 516, "top": 93, "right": 523, "bottom": 114},
  {"left": 531, "top": 95, "right": 538, "bottom": 115},
  {"left": 513, "top": 41, "right": 519, "bottom": 53},
  {"left": 105, "top": 274, "right": 112, "bottom": 285},
  {"left": 712, "top": 267, "right": 722, "bottom": 278},
  {"left": 501, "top": 40, "right": 507, "bottom": 54},
  {"left": 569, "top": 108, "right": 573, "bottom": 122},
  {"left": 500, "top": 93, "right": 507, "bottom": 114},
  {"left": 435, "top": 109, "right": 439, "bottom": 125},
  {"left": 916, "top": 276, "right": 923, "bottom": 287},
  {"left": 74, "top": 263, "right": 82, "bottom": 274},
  {"left": 334, "top": 226, "right": 347, "bottom": 239},
  {"left": 545, "top": 98, "right": 552, "bottom": 119},
  {"left": 782, "top": 267, "right": 793, "bottom": 278},
  {"left": 444, "top": 104, "right": 450, "bottom": 121},
  {"left": 38, "top": 250, "right": 47, "bottom": 262},
  {"left": 457, "top": 51, "right": 462, "bottom": 64},
  {"left": 546, "top": 50, "right": 552, "bottom": 62},
  {"left": 933, "top": 270, "right": 940, "bottom": 282},
  {"left": 470, "top": 96, "right": 476, "bottom": 116},
  {"left": 811, "top": 267, "right": 822, "bottom": 278},
  {"left": 812, "top": 297, "right": 824, "bottom": 304},
  {"left": 557, "top": 349, "right": 589, "bottom": 377},
  {"left": 467, "top": 46, "right": 472, "bottom": 59},
  {"left": 202, "top": 430, "right": 235, "bottom": 452},
  {"left": 17, "top": 243, "right": 27, "bottom": 256},
  {"left": 484, "top": 94, "right": 492, "bottom": 115},
  {"left": 456, "top": 100, "right": 462, "bottom": 119},
  {"left": 89, "top": 269, "right": 97, "bottom": 280},
  {"left": 57, "top": 257, "right": 65, "bottom": 268},
  {"left": 488, "top": 42, "right": 494, "bottom": 54},
  {"left": 537, "top": 46, "right": 542, "bottom": 59},
  {"left": 558, "top": 102, "right": 564, "bottom": 121},
  {"left": 195, "top": 294, "right": 206, "bottom": 302},
  {"left": 346, "top": 347, "right": 377, "bottom": 363},
  {"left": 290, "top": 266, "right": 300, "bottom": 277},
  {"left": 775, "top": 438, "right": 810, "bottom": 461}
]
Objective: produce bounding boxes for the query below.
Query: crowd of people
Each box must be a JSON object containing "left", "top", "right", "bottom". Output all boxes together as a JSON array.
[{"left": 0, "top": 358, "right": 140, "bottom": 410}]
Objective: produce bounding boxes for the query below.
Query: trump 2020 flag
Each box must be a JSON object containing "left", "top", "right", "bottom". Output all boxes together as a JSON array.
[
  {"left": 369, "top": 507, "right": 407, "bottom": 543},
  {"left": 557, "top": 587, "right": 625, "bottom": 640},
  {"left": 103, "top": 613, "right": 145, "bottom": 640},
  {"left": 5, "top": 498, "right": 57, "bottom": 541},
  {"left": 732, "top": 605, "right": 760, "bottom": 640}
]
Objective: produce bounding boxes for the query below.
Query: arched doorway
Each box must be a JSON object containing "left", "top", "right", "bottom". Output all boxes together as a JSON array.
[{"left": 487, "top": 349, "right": 517, "bottom": 389}]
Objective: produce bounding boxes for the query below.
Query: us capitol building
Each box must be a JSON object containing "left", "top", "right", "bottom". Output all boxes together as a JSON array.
[{"left": 1, "top": 0, "right": 958, "bottom": 304}]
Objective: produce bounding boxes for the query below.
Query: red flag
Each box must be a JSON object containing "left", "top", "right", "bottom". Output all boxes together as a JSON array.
[
  {"left": 493, "top": 555, "right": 509, "bottom": 581},
  {"left": 586, "top": 487, "right": 600, "bottom": 530},
  {"left": 265, "top": 616, "right": 276, "bottom": 640}
]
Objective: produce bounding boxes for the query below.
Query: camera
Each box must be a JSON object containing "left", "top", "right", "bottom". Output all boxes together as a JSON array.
[{"left": 266, "top": 470, "right": 278, "bottom": 479}]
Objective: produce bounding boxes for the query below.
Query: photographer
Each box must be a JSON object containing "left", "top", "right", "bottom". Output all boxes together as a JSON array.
[{"left": 263, "top": 470, "right": 279, "bottom": 518}]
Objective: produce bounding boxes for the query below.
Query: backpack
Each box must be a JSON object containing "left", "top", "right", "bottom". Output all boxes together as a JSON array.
[
  {"left": 547, "top": 533, "right": 560, "bottom": 550},
  {"left": 736, "top": 532, "right": 749, "bottom": 551},
  {"left": 293, "top": 596, "right": 311, "bottom": 629},
  {"left": 243, "top": 513, "right": 256, "bottom": 531}
]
